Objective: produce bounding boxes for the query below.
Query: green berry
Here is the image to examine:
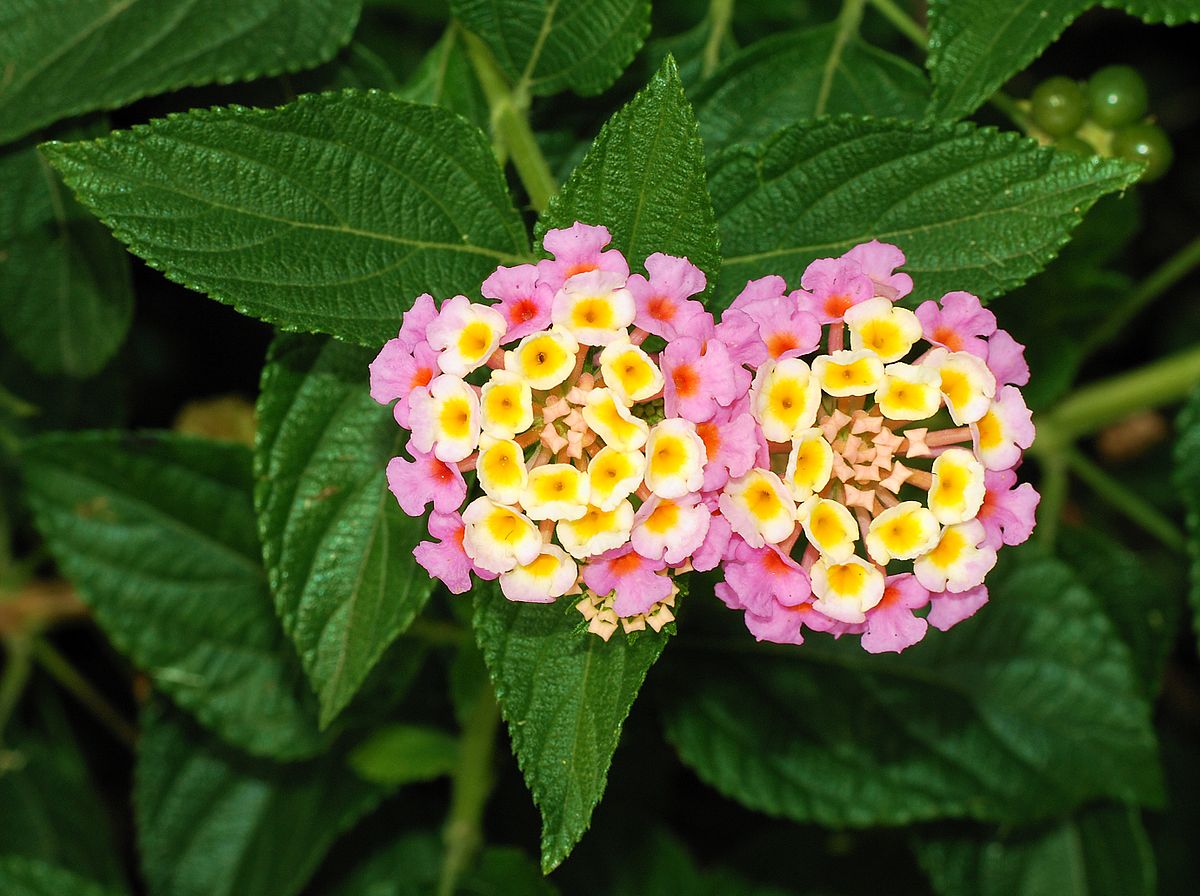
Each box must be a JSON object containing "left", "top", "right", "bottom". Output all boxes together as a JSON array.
[
  {"left": 1086, "top": 65, "right": 1149, "bottom": 129},
  {"left": 1031, "top": 76, "right": 1087, "bottom": 137},
  {"left": 1055, "top": 135, "right": 1095, "bottom": 156},
  {"left": 1111, "top": 122, "right": 1173, "bottom": 182}
]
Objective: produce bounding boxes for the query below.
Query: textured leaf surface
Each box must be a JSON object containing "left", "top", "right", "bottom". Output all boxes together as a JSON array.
[
  {"left": 693, "top": 25, "right": 930, "bottom": 152},
  {"left": 0, "top": 0, "right": 360, "bottom": 144},
  {"left": 0, "top": 130, "right": 132, "bottom": 377},
  {"left": 135, "top": 702, "right": 382, "bottom": 896},
  {"left": 23, "top": 431, "right": 325, "bottom": 759},
  {"left": 256, "top": 334, "right": 434, "bottom": 727},
  {"left": 474, "top": 587, "right": 669, "bottom": 872},
  {"left": 926, "top": 0, "right": 1088, "bottom": 119},
  {"left": 452, "top": 0, "right": 650, "bottom": 97},
  {"left": 664, "top": 550, "right": 1161, "bottom": 827},
  {"left": 711, "top": 117, "right": 1140, "bottom": 306},
  {"left": 541, "top": 57, "right": 720, "bottom": 290},
  {"left": 1173, "top": 385, "right": 1200, "bottom": 652},
  {"left": 917, "top": 805, "right": 1156, "bottom": 896},
  {"left": 42, "top": 91, "right": 529, "bottom": 345},
  {"left": 0, "top": 858, "right": 124, "bottom": 896},
  {"left": 1106, "top": 0, "right": 1200, "bottom": 22}
]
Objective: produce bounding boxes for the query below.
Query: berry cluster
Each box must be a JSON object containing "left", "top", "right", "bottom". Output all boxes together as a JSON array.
[{"left": 370, "top": 223, "right": 1039, "bottom": 652}]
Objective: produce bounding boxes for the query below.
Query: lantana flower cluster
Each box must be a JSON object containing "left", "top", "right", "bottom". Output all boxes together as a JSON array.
[{"left": 370, "top": 223, "right": 1039, "bottom": 653}]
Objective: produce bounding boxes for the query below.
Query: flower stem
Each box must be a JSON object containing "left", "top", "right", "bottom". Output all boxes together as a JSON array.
[
  {"left": 30, "top": 638, "right": 137, "bottom": 748},
  {"left": 0, "top": 635, "right": 33, "bottom": 745},
  {"left": 867, "top": 0, "right": 926, "bottom": 48},
  {"left": 463, "top": 30, "right": 557, "bottom": 214},
  {"left": 437, "top": 677, "right": 500, "bottom": 896},
  {"left": 702, "top": 0, "right": 735, "bottom": 79},
  {"left": 1035, "top": 454, "right": 1069, "bottom": 548},
  {"left": 1064, "top": 447, "right": 1186, "bottom": 552}
]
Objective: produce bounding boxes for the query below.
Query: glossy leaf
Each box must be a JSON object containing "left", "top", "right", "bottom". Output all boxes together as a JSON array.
[
  {"left": 22, "top": 431, "right": 326, "bottom": 759},
  {"left": 0, "top": 0, "right": 361, "bottom": 144},
  {"left": 42, "top": 91, "right": 529, "bottom": 346},
  {"left": 693, "top": 25, "right": 930, "bottom": 152},
  {"left": 0, "top": 858, "right": 125, "bottom": 896},
  {"left": 135, "top": 702, "right": 383, "bottom": 896},
  {"left": 348, "top": 723, "right": 459, "bottom": 786},
  {"left": 474, "top": 586, "right": 669, "bottom": 872},
  {"left": 0, "top": 129, "right": 132, "bottom": 377},
  {"left": 664, "top": 550, "right": 1162, "bottom": 827},
  {"left": 541, "top": 56, "right": 720, "bottom": 290},
  {"left": 452, "top": 0, "right": 650, "bottom": 97},
  {"left": 711, "top": 117, "right": 1140, "bottom": 306},
  {"left": 256, "top": 334, "right": 433, "bottom": 727}
]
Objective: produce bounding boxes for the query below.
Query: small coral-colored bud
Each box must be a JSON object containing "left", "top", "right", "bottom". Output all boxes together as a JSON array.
[
  {"left": 810, "top": 555, "right": 886, "bottom": 623},
  {"left": 973, "top": 385, "right": 1035, "bottom": 471},
  {"left": 461, "top": 496, "right": 543, "bottom": 574},
  {"left": 812, "top": 349, "right": 885, "bottom": 397},
  {"left": 599, "top": 335, "right": 664, "bottom": 404},
  {"left": 875, "top": 362, "right": 941, "bottom": 421},
  {"left": 583, "top": 388, "right": 649, "bottom": 452},
  {"left": 408, "top": 374, "right": 480, "bottom": 463},
  {"left": 865, "top": 501, "right": 941, "bottom": 565},
  {"left": 480, "top": 369, "right": 534, "bottom": 439},
  {"left": 928, "top": 447, "right": 987, "bottom": 524},
  {"left": 556, "top": 501, "right": 635, "bottom": 560},
  {"left": 522, "top": 463, "right": 590, "bottom": 521},
  {"left": 800, "top": 497, "right": 859, "bottom": 563},
  {"left": 499, "top": 545, "right": 578, "bottom": 603},
  {"left": 750, "top": 358, "right": 822, "bottom": 442},
  {"left": 426, "top": 296, "right": 508, "bottom": 376},
  {"left": 586, "top": 446, "right": 646, "bottom": 511},
  {"left": 785, "top": 428, "right": 834, "bottom": 501},
  {"left": 923, "top": 348, "right": 996, "bottom": 425},
  {"left": 844, "top": 297, "right": 922, "bottom": 363},
  {"left": 644, "top": 418, "right": 707, "bottom": 498},
  {"left": 631, "top": 493, "right": 711, "bottom": 564},
  {"left": 504, "top": 327, "right": 579, "bottom": 390},
  {"left": 551, "top": 269, "right": 636, "bottom": 345},
  {"left": 913, "top": 519, "right": 997, "bottom": 593},
  {"left": 476, "top": 435, "right": 528, "bottom": 505},
  {"left": 719, "top": 468, "right": 797, "bottom": 548}
]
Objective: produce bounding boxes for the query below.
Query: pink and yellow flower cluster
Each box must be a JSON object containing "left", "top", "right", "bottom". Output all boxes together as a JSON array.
[{"left": 370, "top": 223, "right": 1039, "bottom": 652}]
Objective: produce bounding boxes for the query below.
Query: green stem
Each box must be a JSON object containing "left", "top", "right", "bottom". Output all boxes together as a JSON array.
[
  {"left": 817, "top": 0, "right": 867, "bottom": 116},
  {"left": 0, "top": 636, "right": 33, "bottom": 745},
  {"left": 867, "top": 0, "right": 926, "bottom": 48},
  {"left": 988, "top": 90, "right": 1035, "bottom": 133},
  {"left": 31, "top": 639, "right": 137, "bottom": 748},
  {"left": 1036, "top": 344, "right": 1200, "bottom": 445},
  {"left": 1036, "top": 454, "right": 1069, "bottom": 549},
  {"left": 1064, "top": 448, "right": 1186, "bottom": 552},
  {"left": 437, "top": 680, "right": 500, "bottom": 896},
  {"left": 462, "top": 31, "right": 557, "bottom": 214},
  {"left": 1085, "top": 235, "right": 1200, "bottom": 356},
  {"left": 702, "top": 0, "right": 735, "bottom": 78}
]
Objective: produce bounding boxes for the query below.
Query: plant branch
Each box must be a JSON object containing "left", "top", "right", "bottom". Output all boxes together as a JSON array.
[
  {"left": 1064, "top": 447, "right": 1186, "bottom": 552},
  {"left": 437, "top": 678, "right": 500, "bottom": 896},
  {"left": 30, "top": 638, "right": 137, "bottom": 748},
  {"left": 0, "top": 635, "right": 33, "bottom": 744},
  {"left": 1035, "top": 454, "right": 1069, "bottom": 549},
  {"left": 702, "top": 0, "right": 735, "bottom": 79},
  {"left": 868, "top": 0, "right": 926, "bottom": 49}
]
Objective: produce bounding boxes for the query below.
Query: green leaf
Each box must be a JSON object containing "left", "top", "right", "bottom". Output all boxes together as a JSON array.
[
  {"left": 395, "top": 26, "right": 488, "bottom": 132},
  {"left": 609, "top": 830, "right": 796, "bottom": 896},
  {"left": 451, "top": 0, "right": 650, "bottom": 97},
  {"left": 916, "top": 804, "right": 1156, "bottom": 896},
  {"left": 0, "top": 129, "right": 132, "bottom": 377},
  {"left": 348, "top": 723, "right": 459, "bottom": 786},
  {"left": 135, "top": 702, "right": 383, "bottom": 896},
  {"left": 926, "top": 0, "right": 1088, "bottom": 120},
  {"left": 0, "top": 858, "right": 125, "bottom": 896},
  {"left": 22, "top": 431, "right": 326, "bottom": 759},
  {"left": 255, "top": 334, "right": 434, "bottom": 727},
  {"left": 42, "top": 91, "right": 529, "bottom": 346},
  {"left": 474, "top": 586, "right": 670, "bottom": 872},
  {"left": 1104, "top": 0, "right": 1200, "bottom": 22},
  {"left": 1173, "top": 385, "right": 1200, "bottom": 652},
  {"left": 711, "top": 117, "right": 1140, "bottom": 306},
  {"left": 0, "top": 0, "right": 361, "bottom": 144},
  {"left": 540, "top": 56, "right": 720, "bottom": 291},
  {"left": 664, "top": 549, "right": 1162, "bottom": 827},
  {"left": 693, "top": 25, "right": 931, "bottom": 153}
]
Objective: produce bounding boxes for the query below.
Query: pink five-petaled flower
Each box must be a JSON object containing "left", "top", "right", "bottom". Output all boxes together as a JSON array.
[
  {"left": 977, "top": 469, "right": 1040, "bottom": 549},
  {"left": 985, "top": 329, "right": 1031, "bottom": 387},
  {"left": 842, "top": 240, "right": 914, "bottom": 301},
  {"left": 661, "top": 336, "right": 740, "bottom": 423},
  {"left": 723, "top": 284, "right": 821, "bottom": 365},
  {"left": 413, "top": 511, "right": 497, "bottom": 595},
  {"left": 394, "top": 293, "right": 438, "bottom": 352},
  {"left": 582, "top": 547, "right": 672, "bottom": 617},
  {"left": 715, "top": 539, "right": 813, "bottom": 645},
  {"left": 482, "top": 263, "right": 554, "bottom": 343},
  {"left": 537, "top": 222, "right": 630, "bottom": 290},
  {"left": 860, "top": 574, "right": 930, "bottom": 654},
  {"left": 627, "top": 252, "right": 711, "bottom": 340},
  {"left": 369, "top": 340, "right": 439, "bottom": 428},
  {"left": 694, "top": 407, "right": 766, "bottom": 491},
  {"left": 386, "top": 446, "right": 467, "bottom": 516},
  {"left": 797, "top": 256, "right": 875, "bottom": 323},
  {"left": 916, "top": 291, "right": 997, "bottom": 358},
  {"left": 927, "top": 585, "right": 988, "bottom": 632}
]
